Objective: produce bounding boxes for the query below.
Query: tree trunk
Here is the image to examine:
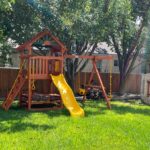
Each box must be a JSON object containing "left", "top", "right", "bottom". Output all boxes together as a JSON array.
[
  {"left": 118, "top": 58, "right": 132, "bottom": 95},
  {"left": 118, "top": 57, "right": 129, "bottom": 95},
  {"left": 66, "top": 73, "right": 75, "bottom": 91},
  {"left": 65, "top": 58, "right": 75, "bottom": 91},
  {"left": 119, "top": 72, "right": 126, "bottom": 95}
]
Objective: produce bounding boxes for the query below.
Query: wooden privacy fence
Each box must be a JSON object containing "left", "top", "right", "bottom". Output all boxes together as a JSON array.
[
  {"left": 0, "top": 68, "right": 19, "bottom": 97},
  {"left": 0, "top": 68, "right": 141, "bottom": 97},
  {"left": 74, "top": 72, "right": 141, "bottom": 94}
]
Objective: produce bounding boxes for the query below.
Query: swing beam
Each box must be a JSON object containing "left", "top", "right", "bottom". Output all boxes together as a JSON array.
[{"left": 65, "top": 55, "right": 112, "bottom": 109}]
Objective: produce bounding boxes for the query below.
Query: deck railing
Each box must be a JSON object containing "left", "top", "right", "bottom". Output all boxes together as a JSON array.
[{"left": 30, "top": 56, "right": 62, "bottom": 79}]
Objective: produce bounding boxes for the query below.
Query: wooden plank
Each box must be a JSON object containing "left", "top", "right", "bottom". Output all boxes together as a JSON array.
[
  {"left": 31, "top": 59, "right": 33, "bottom": 75},
  {"left": 46, "top": 59, "right": 48, "bottom": 74},
  {"left": 30, "top": 75, "right": 49, "bottom": 79},
  {"left": 65, "top": 55, "right": 112, "bottom": 60},
  {"left": 85, "top": 85, "right": 102, "bottom": 89},
  {"left": 31, "top": 56, "right": 63, "bottom": 60},
  {"left": 28, "top": 47, "right": 32, "bottom": 110},
  {"left": 35, "top": 58, "right": 38, "bottom": 75},
  {"left": 93, "top": 60, "right": 111, "bottom": 109},
  {"left": 42, "top": 59, "right": 44, "bottom": 74},
  {"left": 33, "top": 59, "right": 35, "bottom": 75},
  {"left": 30, "top": 106, "right": 63, "bottom": 111},
  {"left": 17, "top": 30, "right": 50, "bottom": 51},
  {"left": 39, "top": 58, "right": 41, "bottom": 75}
]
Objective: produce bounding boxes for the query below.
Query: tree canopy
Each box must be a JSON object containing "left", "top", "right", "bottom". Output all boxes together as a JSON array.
[
  {"left": 0, "top": 0, "right": 150, "bottom": 92},
  {"left": 0, "top": 0, "right": 16, "bottom": 66},
  {"left": 105, "top": 0, "right": 150, "bottom": 92}
]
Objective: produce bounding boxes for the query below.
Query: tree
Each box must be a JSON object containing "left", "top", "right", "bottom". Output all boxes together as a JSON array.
[
  {"left": 1, "top": 0, "right": 149, "bottom": 93},
  {"left": 142, "top": 12, "right": 150, "bottom": 73},
  {"left": 0, "top": 0, "right": 42, "bottom": 66},
  {"left": 0, "top": 0, "right": 16, "bottom": 66},
  {"left": 1, "top": 0, "right": 42, "bottom": 44},
  {"left": 28, "top": 0, "right": 111, "bottom": 89},
  {"left": 105, "top": 0, "right": 150, "bottom": 93}
]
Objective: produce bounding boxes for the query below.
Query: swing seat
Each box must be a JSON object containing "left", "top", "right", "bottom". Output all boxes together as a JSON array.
[{"left": 78, "top": 88, "right": 86, "bottom": 95}]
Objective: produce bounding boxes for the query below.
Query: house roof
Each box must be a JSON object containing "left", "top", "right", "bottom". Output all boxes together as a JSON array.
[{"left": 94, "top": 43, "right": 116, "bottom": 55}]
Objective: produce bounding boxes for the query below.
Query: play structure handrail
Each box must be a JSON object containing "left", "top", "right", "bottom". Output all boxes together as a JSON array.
[
  {"left": 30, "top": 56, "right": 63, "bottom": 78},
  {"left": 30, "top": 57, "right": 48, "bottom": 77},
  {"left": 31, "top": 56, "right": 63, "bottom": 60}
]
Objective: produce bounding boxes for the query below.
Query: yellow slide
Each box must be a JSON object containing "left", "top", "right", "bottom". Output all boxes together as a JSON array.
[{"left": 50, "top": 74, "right": 84, "bottom": 117}]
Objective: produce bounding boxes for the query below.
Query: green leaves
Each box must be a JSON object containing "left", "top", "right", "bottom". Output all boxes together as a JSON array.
[
  {"left": 0, "top": 0, "right": 15, "bottom": 11},
  {"left": 0, "top": 0, "right": 149, "bottom": 88}
]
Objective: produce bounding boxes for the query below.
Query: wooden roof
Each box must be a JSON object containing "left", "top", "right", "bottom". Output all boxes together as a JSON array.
[{"left": 16, "top": 29, "right": 67, "bottom": 53}]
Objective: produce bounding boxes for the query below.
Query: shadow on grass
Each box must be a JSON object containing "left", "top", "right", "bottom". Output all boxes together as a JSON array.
[
  {"left": 83, "top": 100, "right": 150, "bottom": 117},
  {"left": 82, "top": 100, "right": 103, "bottom": 108},
  {"left": 111, "top": 103, "right": 150, "bottom": 116},
  {"left": 0, "top": 106, "right": 31, "bottom": 121},
  {"left": 0, "top": 105, "right": 69, "bottom": 121},
  {"left": 0, "top": 105, "right": 69, "bottom": 133},
  {"left": 83, "top": 100, "right": 107, "bottom": 117},
  {"left": 43, "top": 109, "right": 70, "bottom": 117},
  {"left": 85, "top": 109, "right": 106, "bottom": 117},
  {"left": 0, "top": 122, "right": 54, "bottom": 133}
]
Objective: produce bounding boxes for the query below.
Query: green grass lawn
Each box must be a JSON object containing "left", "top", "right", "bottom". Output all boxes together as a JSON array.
[{"left": 0, "top": 100, "right": 150, "bottom": 150}]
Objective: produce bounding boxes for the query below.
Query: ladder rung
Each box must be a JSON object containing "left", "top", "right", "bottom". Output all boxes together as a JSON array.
[{"left": 85, "top": 85, "right": 102, "bottom": 89}]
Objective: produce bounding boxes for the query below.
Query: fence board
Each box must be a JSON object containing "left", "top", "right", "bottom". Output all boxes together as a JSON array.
[
  {"left": 74, "top": 72, "right": 141, "bottom": 94},
  {"left": 0, "top": 68, "right": 141, "bottom": 97}
]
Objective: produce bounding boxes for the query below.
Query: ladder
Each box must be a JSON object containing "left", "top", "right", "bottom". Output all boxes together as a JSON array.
[{"left": 2, "top": 65, "right": 27, "bottom": 110}]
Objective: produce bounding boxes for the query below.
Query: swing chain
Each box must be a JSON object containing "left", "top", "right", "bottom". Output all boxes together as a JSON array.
[{"left": 109, "top": 60, "right": 112, "bottom": 98}]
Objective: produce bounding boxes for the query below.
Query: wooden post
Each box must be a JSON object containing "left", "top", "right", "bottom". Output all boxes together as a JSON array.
[
  {"left": 28, "top": 46, "right": 32, "bottom": 110},
  {"left": 61, "top": 52, "right": 64, "bottom": 74},
  {"left": 93, "top": 59, "right": 111, "bottom": 109},
  {"left": 59, "top": 51, "right": 64, "bottom": 107},
  {"left": 147, "top": 81, "right": 150, "bottom": 96},
  {"left": 18, "top": 52, "right": 24, "bottom": 107}
]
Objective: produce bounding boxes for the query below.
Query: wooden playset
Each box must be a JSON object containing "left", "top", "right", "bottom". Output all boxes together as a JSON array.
[{"left": 1, "top": 29, "right": 112, "bottom": 116}]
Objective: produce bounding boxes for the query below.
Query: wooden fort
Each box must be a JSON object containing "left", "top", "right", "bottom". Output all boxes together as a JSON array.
[
  {"left": 2, "top": 29, "right": 67, "bottom": 110},
  {"left": 2, "top": 29, "right": 112, "bottom": 111}
]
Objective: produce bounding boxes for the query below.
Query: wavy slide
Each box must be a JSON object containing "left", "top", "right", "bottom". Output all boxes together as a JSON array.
[{"left": 50, "top": 74, "right": 84, "bottom": 117}]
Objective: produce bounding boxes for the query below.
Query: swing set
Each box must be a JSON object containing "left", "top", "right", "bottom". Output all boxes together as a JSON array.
[
  {"left": 65, "top": 55, "right": 112, "bottom": 108},
  {"left": 77, "top": 60, "right": 113, "bottom": 99},
  {"left": 2, "top": 29, "right": 112, "bottom": 116}
]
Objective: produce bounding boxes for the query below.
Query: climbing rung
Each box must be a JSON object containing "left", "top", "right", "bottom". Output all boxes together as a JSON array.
[
  {"left": 85, "top": 85, "right": 102, "bottom": 89},
  {"left": 2, "top": 69, "right": 27, "bottom": 110}
]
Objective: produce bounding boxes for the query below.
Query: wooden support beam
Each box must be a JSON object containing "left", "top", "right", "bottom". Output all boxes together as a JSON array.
[
  {"left": 28, "top": 46, "right": 32, "bottom": 110},
  {"left": 65, "top": 55, "right": 112, "bottom": 60},
  {"left": 31, "top": 56, "right": 63, "bottom": 60},
  {"left": 92, "top": 60, "right": 111, "bottom": 109},
  {"left": 17, "top": 30, "right": 51, "bottom": 51}
]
